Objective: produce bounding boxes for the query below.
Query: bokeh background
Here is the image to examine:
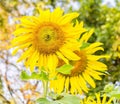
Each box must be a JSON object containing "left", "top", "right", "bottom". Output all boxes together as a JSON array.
[{"left": 0, "top": 0, "right": 120, "bottom": 104}]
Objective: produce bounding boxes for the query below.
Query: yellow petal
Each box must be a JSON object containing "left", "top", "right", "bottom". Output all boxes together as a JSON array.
[
  {"left": 84, "top": 29, "right": 94, "bottom": 42},
  {"left": 51, "top": 7, "right": 63, "bottom": 22},
  {"left": 60, "top": 48, "right": 80, "bottom": 60},
  {"left": 13, "top": 28, "right": 33, "bottom": 36},
  {"left": 87, "top": 68, "right": 104, "bottom": 75},
  {"left": 70, "top": 77, "right": 76, "bottom": 94},
  {"left": 88, "top": 61, "right": 107, "bottom": 71},
  {"left": 43, "top": 54, "right": 47, "bottom": 68},
  {"left": 52, "top": 54, "right": 58, "bottom": 70},
  {"left": 95, "top": 93, "right": 101, "bottom": 103},
  {"left": 13, "top": 34, "right": 33, "bottom": 42},
  {"left": 79, "top": 29, "right": 94, "bottom": 44},
  {"left": 73, "top": 77, "right": 83, "bottom": 94},
  {"left": 12, "top": 42, "right": 31, "bottom": 55},
  {"left": 102, "top": 94, "right": 107, "bottom": 104},
  {"left": 56, "top": 51, "right": 69, "bottom": 64},
  {"left": 47, "top": 54, "right": 54, "bottom": 70},
  {"left": 87, "top": 55, "right": 109, "bottom": 61},
  {"left": 58, "top": 12, "right": 79, "bottom": 25},
  {"left": 57, "top": 76, "right": 65, "bottom": 94},
  {"left": 27, "top": 16, "right": 41, "bottom": 24},
  {"left": 79, "top": 76, "right": 89, "bottom": 93},
  {"left": 78, "top": 21, "right": 84, "bottom": 27},
  {"left": 29, "top": 51, "right": 39, "bottom": 71},
  {"left": 64, "top": 42, "right": 79, "bottom": 51},
  {"left": 24, "top": 50, "right": 39, "bottom": 71},
  {"left": 82, "top": 72, "right": 96, "bottom": 88},
  {"left": 85, "top": 69, "right": 102, "bottom": 80},
  {"left": 39, "top": 9, "right": 50, "bottom": 22},
  {"left": 106, "top": 97, "right": 113, "bottom": 104},
  {"left": 17, "top": 47, "right": 33, "bottom": 62},
  {"left": 20, "top": 17, "right": 37, "bottom": 25},
  {"left": 12, "top": 48, "right": 19, "bottom": 56},
  {"left": 86, "top": 47, "right": 104, "bottom": 54},
  {"left": 11, "top": 35, "right": 33, "bottom": 47},
  {"left": 47, "top": 54, "right": 58, "bottom": 71},
  {"left": 65, "top": 77, "right": 69, "bottom": 92},
  {"left": 85, "top": 42, "right": 103, "bottom": 51},
  {"left": 38, "top": 54, "right": 44, "bottom": 68},
  {"left": 64, "top": 24, "right": 86, "bottom": 39}
]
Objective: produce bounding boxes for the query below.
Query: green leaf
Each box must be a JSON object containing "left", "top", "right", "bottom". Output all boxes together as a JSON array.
[
  {"left": 36, "top": 98, "right": 51, "bottom": 104},
  {"left": 20, "top": 71, "right": 30, "bottom": 80},
  {"left": 104, "top": 84, "right": 120, "bottom": 99},
  {"left": 20, "top": 71, "right": 48, "bottom": 81},
  {"left": 57, "top": 94, "right": 80, "bottom": 104},
  {"left": 110, "top": 91, "right": 120, "bottom": 99},
  {"left": 56, "top": 64, "right": 74, "bottom": 75},
  {"left": 80, "top": 42, "right": 90, "bottom": 49},
  {"left": 104, "top": 83, "right": 114, "bottom": 92},
  {"left": 36, "top": 94, "right": 80, "bottom": 104},
  {"left": 109, "top": 87, "right": 120, "bottom": 99},
  {"left": 36, "top": 98, "right": 58, "bottom": 104}
]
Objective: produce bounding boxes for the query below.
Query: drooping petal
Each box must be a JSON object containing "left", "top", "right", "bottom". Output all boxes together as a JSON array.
[
  {"left": 79, "top": 75, "right": 89, "bottom": 93},
  {"left": 85, "top": 42, "right": 103, "bottom": 51},
  {"left": 88, "top": 61, "right": 107, "bottom": 71},
  {"left": 17, "top": 46, "right": 33, "bottom": 62},
  {"left": 56, "top": 51, "right": 69, "bottom": 64},
  {"left": 83, "top": 72, "right": 96, "bottom": 88},
  {"left": 58, "top": 13, "right": 79, "bottom": 25},
  {"left": 60, "top": 48, "right": 80, "bottom": 60},
  {"left": 85, "top": 69, "right": 102, "bottom": 80},
  {"left": 87, "top": 55, "right": 110, "bottom": 61}
]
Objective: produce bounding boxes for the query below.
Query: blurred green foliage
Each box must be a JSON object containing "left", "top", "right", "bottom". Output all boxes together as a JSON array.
[{"left": 76, "top": 0, "right": 120, "bottom": 87}]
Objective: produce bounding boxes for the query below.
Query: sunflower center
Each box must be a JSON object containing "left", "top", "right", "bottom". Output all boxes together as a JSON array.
[
  {"left": 36, "top": 23, "right": 65, "bottom": 54},
  {"left": 70, "top": 51, "right": 87, "bottom": 76},
  {"left": 44, "top": 34, "right": 51, "bottom": 41}
]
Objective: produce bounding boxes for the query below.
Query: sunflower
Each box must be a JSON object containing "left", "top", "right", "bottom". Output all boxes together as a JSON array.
[
  {"left": 50, "top": 30, "right": 109, "bottom": 94},
  {"left": 11, "top": 7, "right": 86, "bottom": 71},
  {"left": 80, "top": 93, "right": 113, "bottom": 104}
]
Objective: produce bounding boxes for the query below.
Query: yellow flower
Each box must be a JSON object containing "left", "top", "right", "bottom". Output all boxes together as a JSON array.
[
  {"left": 80, "top": 93, "right": 113, "bottom": 104},
  {"left": 11, "top": 7, "right": 86, "bottom": 71},
  {"left": 50, "top": 30, "right": 109, "bottom": 94}
]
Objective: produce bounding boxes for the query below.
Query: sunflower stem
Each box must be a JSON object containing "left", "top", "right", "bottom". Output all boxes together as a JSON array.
[{"left": 43, "top": 80, "right": 48, "bottom": 98}]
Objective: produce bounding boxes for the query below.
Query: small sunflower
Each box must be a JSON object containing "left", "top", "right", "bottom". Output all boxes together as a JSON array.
[
  {"left": 11, "top": 7, "right": 86, "bottom": 71},
  {"left": 80, "top": 93, "right": 113, "bottom": 104},
  {"left": 50, "top": 30, "right": 109, "bottom": 94}
]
